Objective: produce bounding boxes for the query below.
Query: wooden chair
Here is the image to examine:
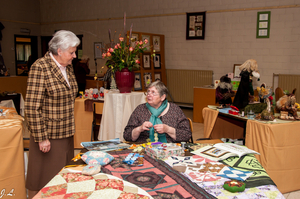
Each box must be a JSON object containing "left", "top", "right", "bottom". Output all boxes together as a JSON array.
[
  {"left": 275, "top": 87, "right": 285, "bottom": 113},
  {"left": 187, "top": 118, "right": 194, "bottom": 143},
  {"left": 275, "top": 87, "right": 284, "bottom": 102},
  {"left": 91, "top": 102, "right": 104, "bottom": 141}
]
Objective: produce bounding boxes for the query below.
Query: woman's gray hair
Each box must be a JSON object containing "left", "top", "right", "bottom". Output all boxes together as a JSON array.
[
  {"left": 48, "top": 30, "right": 80, "bottom": 55},
  {"left": 148, "top": 80, "right": 168, "bottom": 98}
]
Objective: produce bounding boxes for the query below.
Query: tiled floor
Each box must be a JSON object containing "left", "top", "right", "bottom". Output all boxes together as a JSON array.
[{"left": 24, "top": 107, "right": 299, "bottom": 198}]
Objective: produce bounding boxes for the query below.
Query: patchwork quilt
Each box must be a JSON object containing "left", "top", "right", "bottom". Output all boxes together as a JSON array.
[
  {"left": 102, "top": 150, "right": 215, "bottom": 199},
  {"left": 33, "top": 170, "right": 152, "bottom": 199},
  {"left": 165, "top": 155, "right": 285, "bottom": 199}
]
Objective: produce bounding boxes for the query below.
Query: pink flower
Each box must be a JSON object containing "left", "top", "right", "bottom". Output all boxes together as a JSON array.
[
  {"left": 109, "top": 48, "right": 114, "bottom": 53},
  {"left": 102, "top": 53, "right": 106, "bottom": 58},
  {"left": 114, "top": 45, "right": 118, "bottom": 49},
  {"left": 139, "top": 41, "right": 143, "bottom": 45},
  {"left": 117, "top": 43, "right": 121, "bottom": 48},
  {"left": 135, "top": 41, "right": 139, "bottom": 44},
  {"left": 129, "top": 47, "right": 134, "bottom": 52},
  {"left": 119, "top": 37, "right": 124, "bottom": 41},
  {"left": 144, "top": 39, "right": 148, "bottom": 44},
  {"left": 106, "top": 52, "right": 111, "bottom": 57},
  {"left": 135, "top": 59, "right": 140, "bottom": 64}
]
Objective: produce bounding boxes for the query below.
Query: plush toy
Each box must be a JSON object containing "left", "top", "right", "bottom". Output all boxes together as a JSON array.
[
  {"left": 276, "top": 88, "right": 299, "bottom": 120},
  {"left": 216, "top": 75, "right": 235, "bottom": 108},
  {"left": 233, "top": 59, "right": 260, "bottom": 110}
]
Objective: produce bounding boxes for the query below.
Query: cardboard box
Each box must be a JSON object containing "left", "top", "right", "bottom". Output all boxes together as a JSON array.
[{"left": 145, "top": 143, "right": 184, "bottom": 160}]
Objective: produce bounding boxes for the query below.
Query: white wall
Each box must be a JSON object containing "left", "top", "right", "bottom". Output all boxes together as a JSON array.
[{"left": 1, "top": 0, "right": 300, "bottom": 89}]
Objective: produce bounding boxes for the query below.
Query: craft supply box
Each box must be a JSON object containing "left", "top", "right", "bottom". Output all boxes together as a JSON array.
[{"left": 145, "top": 143, "right": 184, "bottom": 160}]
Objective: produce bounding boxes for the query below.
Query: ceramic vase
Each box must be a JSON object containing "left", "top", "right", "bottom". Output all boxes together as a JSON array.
[{"left": 115, "top": 68, "right": 135, "bottom": 93}]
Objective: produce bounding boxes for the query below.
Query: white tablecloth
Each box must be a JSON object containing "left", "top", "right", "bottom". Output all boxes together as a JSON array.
[{"left": 98, "top": 91, "right": 146, "bottom": 141}]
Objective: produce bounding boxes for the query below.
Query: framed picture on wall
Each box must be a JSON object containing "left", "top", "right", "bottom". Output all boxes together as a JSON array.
[
  {"left": 256, "top": 11, "right": 271, "bottom": 38},
  {"left": 153, "top": 54, "right": 161, "bottom": 69},
  {"left": 131, "top": 33, "right": 139, "bottom": 48},
  {"left": 154, "top": 72, "right": 161, "bottom": 81},
  {"left": 233, "top": 64, "right": 241, "bottom": 78},
  {"left": 94, "top": 42, "right": 103, "bottom": 59},
  {"left": 144, "top": 72, "right": 152, "bottom": 88},
  {"left": 153, "top": 36, "right": 160, "bottom": 52},
  {"left": 186, "top": 12, "right": 206, "bottom": 40},
  {"left": 143, "top": 54, "right": 151, "bottom": 69},
  {"left": 142, "top": 35, "right": 151, "bottom": 52},
  {"left": 134, "top": 73, "right": 142, "bottom": 91}
]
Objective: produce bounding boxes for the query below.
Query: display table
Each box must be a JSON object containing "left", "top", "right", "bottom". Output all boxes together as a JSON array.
[
  {"left": 98, "top": 91, "right": 146, "bottom": 141},
  {"left": 0, "top": 119, "right": 26, "bottom": 199},
  {"left": 74, "top": 98, "right": 93, "bottom": 148},
  {"left": 202, "top": 106, "right": 300, "bottom": 193}
]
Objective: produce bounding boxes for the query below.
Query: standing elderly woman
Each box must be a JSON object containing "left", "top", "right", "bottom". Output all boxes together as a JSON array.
[
  {"left": 25, "top": 30, "right": 80, "bottom": 198},
  {"left": 124, "top": 81, "right": 192, "bottom": 143}
]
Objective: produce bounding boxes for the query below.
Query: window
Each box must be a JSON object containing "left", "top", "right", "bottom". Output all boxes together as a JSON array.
[{"left": 14, "top": 35, "right": 37, "bottom": 76}]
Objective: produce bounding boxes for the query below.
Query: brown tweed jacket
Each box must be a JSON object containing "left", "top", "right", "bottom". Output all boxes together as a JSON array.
[{"left": 25, "top": 52, "right": 78, "bottom": 142}]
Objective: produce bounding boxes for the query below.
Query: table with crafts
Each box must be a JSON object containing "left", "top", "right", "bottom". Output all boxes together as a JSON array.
[
  {"left": 32, "top": 138, "right": 286, "bottom": 199},
  {"left": 98, "top": 91, "right": 146, "bottom": 141},
  {"left": 203, "top": 106, "right": 300, "bottom": 193},
  {"left": 0, "top": 107, "right": 26, "bottom": 199}
]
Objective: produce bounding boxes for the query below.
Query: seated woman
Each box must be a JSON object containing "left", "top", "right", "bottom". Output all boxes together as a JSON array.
[{"left": 123, "top": 81, "right": 192, "bottom": 143}]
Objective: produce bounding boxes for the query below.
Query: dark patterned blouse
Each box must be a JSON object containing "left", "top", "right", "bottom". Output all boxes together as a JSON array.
[{"left": 123, "top": 103, "right": 192, "bottom": 143}]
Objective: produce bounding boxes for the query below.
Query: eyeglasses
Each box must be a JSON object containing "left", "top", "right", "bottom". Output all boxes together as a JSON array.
[{"left": 144, "top": 91, "right": 159, "bottom": 96}]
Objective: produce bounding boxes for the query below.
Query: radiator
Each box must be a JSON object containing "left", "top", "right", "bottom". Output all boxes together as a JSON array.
[
  {"left": 273, "top": 74, "right": 300, "bottom": 102},
  {"left": 166, "top": 69, "right": 213, "bottom": 104}
]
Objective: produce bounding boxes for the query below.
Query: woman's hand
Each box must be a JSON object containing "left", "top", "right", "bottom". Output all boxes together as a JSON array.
[
  {"left": 154, "top": 124, "right": 176, "bottom": 140},
  {"left": 141, "top": 121, "right": 153, "bottom": 131},
  {"left": 39, "top": 139, "right": 51, "bottom": 153},
  {"left": 153, "top": 124, "right": 168, "bottom": 134}
]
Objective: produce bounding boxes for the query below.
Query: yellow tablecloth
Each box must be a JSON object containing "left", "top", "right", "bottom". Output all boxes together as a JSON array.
[
  {"left": 98, "top": 91, "right": 146, "bottom": 141},
  {"left": 0, "top": 119, "right": 26, "bottom": 199},
  {"left": 202, "top": 107, "right": 300, "bottom": 193},
  {"left": 74, "top": 98, "right": 93, "bottom": 148}
]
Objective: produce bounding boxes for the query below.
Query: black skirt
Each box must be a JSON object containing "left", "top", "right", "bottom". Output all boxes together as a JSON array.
[{"left": 25, "top": 135, "right": 74, "bottom": 191}]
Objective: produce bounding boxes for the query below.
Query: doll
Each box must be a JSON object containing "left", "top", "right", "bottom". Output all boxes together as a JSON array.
[
  {"left": 216, "top": 75, "right": 235, "bottom": 108},
  {"left": 233, "top": 59, "right": 260, "bottom": 110}
]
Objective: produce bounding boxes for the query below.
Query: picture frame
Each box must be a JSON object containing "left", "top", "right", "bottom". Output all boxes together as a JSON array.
[
  {"left": 153, "top": 36, "right": 160, "bottom": 52},
  {"left": 143, "top": 54, "right": 151, "bottom": 69},
  {"left": 154, "top": 72, "right": 161, "bottom": 81},
  {"left": 141, "top": 35, "right": 151, "bottom": 52},
  {"left": 186, "top": 12, "right": 206, "bottom": 40},
  {"left": 256, "top": 11, "right": 271, "bottom": 38},
  {"left": 134, "top": 73, "right": 142, "bottom": 91},
  {"left": 153, "top": 54, "right": 161, "bottom": 69},
  {"left": 131, "top": 33, "right": 139, "bottom": 48},
  {"left": 233, "top": 64, "right": 241, "bottom": 78},
  {"left": 94, "top": 42, "right": 103, "bottom": 59},
  {"left": 144, "top": 72, "right": 152, "bottom": 88}
]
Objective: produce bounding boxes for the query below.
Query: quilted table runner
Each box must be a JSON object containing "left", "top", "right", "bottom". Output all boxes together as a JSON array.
[
  {"left": 102, "top": 150, "right": 215, "bottom": 199},
  {"left": 220, "top": 154, "right": 276, "bottom": 188}
]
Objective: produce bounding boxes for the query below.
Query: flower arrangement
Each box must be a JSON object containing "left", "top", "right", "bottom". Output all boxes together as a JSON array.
[
  {"left": 102, "top": 13, "right": 153, "bottom": 72},
  {"left": 102, "top": 36, "right": 149, "bottom": 72}
]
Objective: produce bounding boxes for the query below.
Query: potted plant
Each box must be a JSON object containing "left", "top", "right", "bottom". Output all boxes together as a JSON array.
[{"left": 102, "top": 13, "right": 152, "bottom": 93}]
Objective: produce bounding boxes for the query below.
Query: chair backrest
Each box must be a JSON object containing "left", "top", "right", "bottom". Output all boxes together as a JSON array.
[
  {"left": 187, "top": 117, "right": 194, "bottom": 143},
  {"left": 93, "top": 102, "right": 104, "bottom": 114},
  {"left": 187, "top": 117, "right": 193, "bottom": 133},
  {"left": 275, "top": 87, "right": 284, "bottom": 102}
]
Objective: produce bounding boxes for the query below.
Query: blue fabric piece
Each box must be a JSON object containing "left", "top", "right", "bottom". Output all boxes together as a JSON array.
[
  {"left": 146, "top": 100, "right": 168, "bottom": 143},
  {"left": 217, "top": 167, "right": 253, "bottom": 181},
  {"left": 218, "top": 107, "right": 231, "bottom": 114},
  {"left": 81, "top": 151, "right": 114, "bottom": 166}
]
